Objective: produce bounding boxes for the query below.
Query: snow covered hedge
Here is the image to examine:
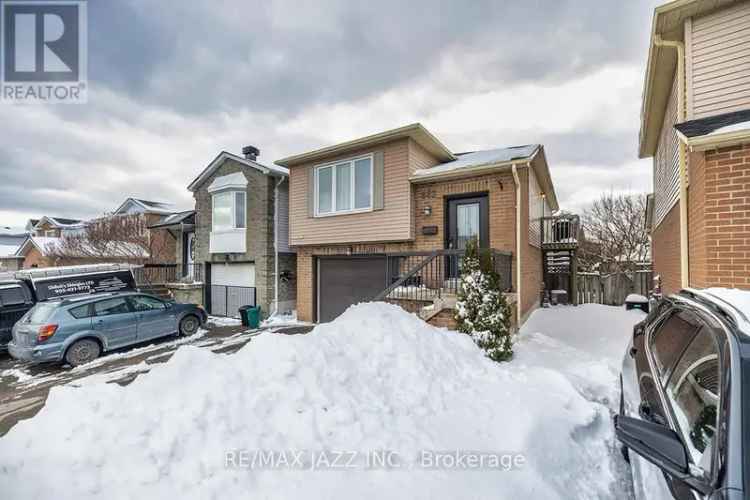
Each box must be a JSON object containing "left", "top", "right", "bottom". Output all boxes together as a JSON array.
[{"left": 455, "top": 240, "right": 513, "bottom": 361}]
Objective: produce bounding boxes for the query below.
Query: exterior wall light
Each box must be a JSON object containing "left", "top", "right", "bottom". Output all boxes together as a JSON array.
[{"left": 423, "top": 205, "right": 432, "bottom": 216}]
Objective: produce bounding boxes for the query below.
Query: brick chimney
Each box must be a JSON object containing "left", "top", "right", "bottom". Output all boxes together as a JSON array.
[{"left": 242, "top": 145, "right": 260, "bottom": 161}]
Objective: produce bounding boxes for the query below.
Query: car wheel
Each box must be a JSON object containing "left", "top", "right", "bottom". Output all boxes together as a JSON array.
[
  {"left": 64, "top": 339, "right": 101, "bottom": 367},
  {"left": 179, "top": 315, "right": 200, "bottom": 336}
]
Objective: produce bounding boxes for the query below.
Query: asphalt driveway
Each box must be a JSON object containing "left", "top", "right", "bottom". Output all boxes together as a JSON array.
[{"left": 0, "top": 319, "right": 313, "bottom": 437}]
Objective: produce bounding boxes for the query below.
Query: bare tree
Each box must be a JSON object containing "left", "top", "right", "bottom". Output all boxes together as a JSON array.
[
  {"left": 578, "top": 193, "right": 650, "bottom": 274},
  {"left": 45, "top": 214, "right": 170, "bottom": 264}
]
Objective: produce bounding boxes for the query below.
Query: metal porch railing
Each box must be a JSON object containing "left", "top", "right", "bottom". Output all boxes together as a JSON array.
[{"left": 375, "top": 248, "right": 513, "bottom": 303}]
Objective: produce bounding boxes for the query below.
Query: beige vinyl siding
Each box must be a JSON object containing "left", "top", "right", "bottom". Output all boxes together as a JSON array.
[
  {"left": 289, "top": 138, "right": 413, "bottom": 246},
  {"left": 407, "top": 139, "right": 442, "bottom": 238},
  {"left": 654, "top": 74, "right": 681, "bottom": 229},
  {"left": 528, "top": 167, "right": 547, "bottom": 248},
  {"left": 408, "top": 138, "right": 441, "bottom": 174},
  {"left": 690, "top": 1, "right": 750, "bottom": 119}
]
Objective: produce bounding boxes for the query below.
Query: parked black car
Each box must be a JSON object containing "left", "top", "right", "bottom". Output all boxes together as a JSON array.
[
  {"left": 616, "top": 289, "right": 749, "bottom": 500},
  {"left": 0, "top": 264, "right": 137, "bottom": 351}
]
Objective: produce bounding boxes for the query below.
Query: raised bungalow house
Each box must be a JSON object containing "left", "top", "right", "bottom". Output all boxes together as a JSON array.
[
  {"left": 185, "top": 147, "right": 296, "bottom": 317},
  {"left": 276, "top": 123, "right": 575, "bottom": 327},
  {"left": 640, "top": 0, "right": 750, "bottom": 295}
]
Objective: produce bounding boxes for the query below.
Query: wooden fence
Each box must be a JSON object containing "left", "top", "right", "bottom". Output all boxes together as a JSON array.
[{"left": 576, "top": 268, "right": 653, "bottom": 306}]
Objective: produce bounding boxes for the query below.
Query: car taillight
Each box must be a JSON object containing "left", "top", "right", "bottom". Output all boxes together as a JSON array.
[{"left": 37, "top": 324, "right": 58, "bottom": 342}]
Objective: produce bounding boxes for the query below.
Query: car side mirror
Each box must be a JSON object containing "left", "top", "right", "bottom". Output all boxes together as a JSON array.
[{"left": 615, "top": 415, "right": 712, "bottom": 495}]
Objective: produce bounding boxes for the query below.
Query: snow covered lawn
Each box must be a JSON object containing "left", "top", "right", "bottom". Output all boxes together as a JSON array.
[{"left": 0, "top": 302, "right": 644, "bottom": 499}]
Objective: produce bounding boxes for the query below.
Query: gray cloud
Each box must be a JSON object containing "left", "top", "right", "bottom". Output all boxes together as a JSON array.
[
  {"left": 84, "top": 0, "right": 658, "bottom": 115},
  {"left": 0, "top": 0, "right": 662, "bottom": 225}
]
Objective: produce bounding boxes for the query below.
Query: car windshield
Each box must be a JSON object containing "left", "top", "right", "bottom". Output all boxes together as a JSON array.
[{"left": 25, "top": 303, "right": 58, "bottom": 324}]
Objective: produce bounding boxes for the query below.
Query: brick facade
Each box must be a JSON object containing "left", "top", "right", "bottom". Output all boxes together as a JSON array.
[
  {"left": 426, "top": 309, "right": 458, "bottom": 329},
  {"left": 652, "top": 143, "right": 750, "bottom": 293},
  {"left": 688, "top": 151, "right": 708, "bottom": 288},
  {"left": 652, "top": 203, "right": 682, "bottom": 295},
  {"left": 702, "top": 144, "right": 750, "bottom": 289},
  {"left": 144, "top": 213, "right": 177, "bottom": 264},
  {"left": 193, "top": 158, "right": 296, "bottom": 315},
  {"left": 295, "top": 166, "right": 542, "bottom": 326}
]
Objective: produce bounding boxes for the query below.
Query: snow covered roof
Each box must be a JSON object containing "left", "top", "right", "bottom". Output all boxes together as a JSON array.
[
  {"left": 0, "top": 243, "right": 23, "bottom": 258},
  {"left": 0, "top": 233, "right": 27, "bottom": 258},
  {"left": 147, "top": 210, "right": 196, "bottom": 229},
  {"left": 410, "top": 143, "right": 559, "bottom": 211},
  {"left": 16, "top": 236, "right": 149, "bottom": 258},
  {"left": 113, "top": 198, "right": 177, "bottom": 216},
  {"left": 675, "top": 109, "right": 750, "bottom": 151},
  {"left": 413, "top": 145, "right": 540, "bottom": 178},
  {"left": 34, "top": 216, "right": 83, "bottom": 229},
  {"left": 188, "top": 151, "right": 288, "bottom": 192},
  {"left": 16, "top": 236, "right": 60, "bottom": 256},
  {"left": 207, "top": 172, "right": 248, "bottom": 193}
]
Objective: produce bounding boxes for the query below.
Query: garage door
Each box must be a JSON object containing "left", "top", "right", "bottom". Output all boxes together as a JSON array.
[
  {"left": 210, "top": 263, "right": 256, "bottom": 317},
  {"left": 317, "top": 256, "right": 388, "bottom": 323}
]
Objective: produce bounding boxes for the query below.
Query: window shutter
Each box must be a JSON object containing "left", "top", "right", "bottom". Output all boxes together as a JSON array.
[
  {"left": 373, "top": 151, "right": 384, "bottom": 211},
  {"left": 307, "top": 166, "right": 315, "bottom": 217}
]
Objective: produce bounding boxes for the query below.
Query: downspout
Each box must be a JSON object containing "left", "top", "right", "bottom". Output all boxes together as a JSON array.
[
  {"left": 511, "top": 164, "right": 522, "bottom": 328},
  {"left": 654, "top": 35, "right": 689, "bottom": 289},
  {"left": 272, "top": 176, "right": 286, "bottom": 316}
]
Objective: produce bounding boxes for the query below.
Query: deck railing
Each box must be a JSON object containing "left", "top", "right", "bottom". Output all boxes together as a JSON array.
[
  {"left": 541, "top": 215, "right": 580, "bottom": 248},
  {"left": 375, "top": 248, "right": 513, "bottom": 303},
  {"left": 133, "top": 264, "right": 177, "bottom": 285}
]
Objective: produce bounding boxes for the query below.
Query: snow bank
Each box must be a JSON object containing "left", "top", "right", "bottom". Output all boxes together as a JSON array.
[
  {"left": 0, "top": 303, "right": 637, "bottom": 499},
  {"left": 625, "top": 294, "right": 647, "bottom": 303}
]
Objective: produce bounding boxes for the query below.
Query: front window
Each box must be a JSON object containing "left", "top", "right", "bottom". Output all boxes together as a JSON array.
[
  {"left": 212, "top": 190, "right": 246, "bottom": 231},
  {"left": 315, "top": 155, "right": 372, "bottom": 216}
]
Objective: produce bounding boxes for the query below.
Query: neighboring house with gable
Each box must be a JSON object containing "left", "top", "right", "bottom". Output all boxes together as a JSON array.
[
  {"left": 640, "top": 0, "right": 750, "bottom": 294},
  {"left": 276, "top": 123, "right": 575, "bottom": 327},
  {"left": 14, "top": 235, "right": 149, "bottom": 268},
  {"left": 31, "top": 216, "right": 84, "bottom": 238},
  {"left": 110, "top": 198, "right": 181, "bottom": 264},
  {"left": 185, "top": 146, "right": 296, "bottom": 317}
]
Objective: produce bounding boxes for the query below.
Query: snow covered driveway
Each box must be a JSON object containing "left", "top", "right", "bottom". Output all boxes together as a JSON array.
[
  {"left": 0, "top": 303, "right": 644, "bottom": 500},
  {"left": 0, "top": 318, "right": 312, "bottom": 437}
]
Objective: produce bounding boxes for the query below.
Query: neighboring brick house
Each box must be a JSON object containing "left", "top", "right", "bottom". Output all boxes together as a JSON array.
[
  {"left": 30, "top": 216, "right": 83, "bottom": 238},
  {"left": 112, "top": 198, "right": 179, "bottom": 264},
  {"left": 275, "top": 123, "right": 565, "bottom": 327},
  {"left": 640, "top": 0, "right": 750, "bottom": 294},
  {"left": 186, "top": 147, "right": 296, "bottom": 317},
  {"left": 14, "top": 235, "right": 149, "bottom": 268}
]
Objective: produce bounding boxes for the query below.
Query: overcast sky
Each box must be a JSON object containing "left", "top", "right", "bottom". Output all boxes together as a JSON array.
[{"left": 0, "top": 0, "right": 662, "bottom": 226}]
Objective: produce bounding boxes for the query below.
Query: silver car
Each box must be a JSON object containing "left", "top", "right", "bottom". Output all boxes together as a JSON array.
[{"left": 8, "top": 292, "right": 207, "bottom": 366}]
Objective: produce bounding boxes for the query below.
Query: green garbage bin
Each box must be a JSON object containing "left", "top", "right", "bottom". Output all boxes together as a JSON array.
[
  {"left": 244, "top": 305, "right": 261, "bottom": 329},
  {"left": 238, "top": 305, "right": 252, "bottom": 327}
]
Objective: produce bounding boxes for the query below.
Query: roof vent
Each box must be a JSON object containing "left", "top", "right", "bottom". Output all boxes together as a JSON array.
[{"left": 242, "top": 145, "right": 260, "bottom": 161}]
